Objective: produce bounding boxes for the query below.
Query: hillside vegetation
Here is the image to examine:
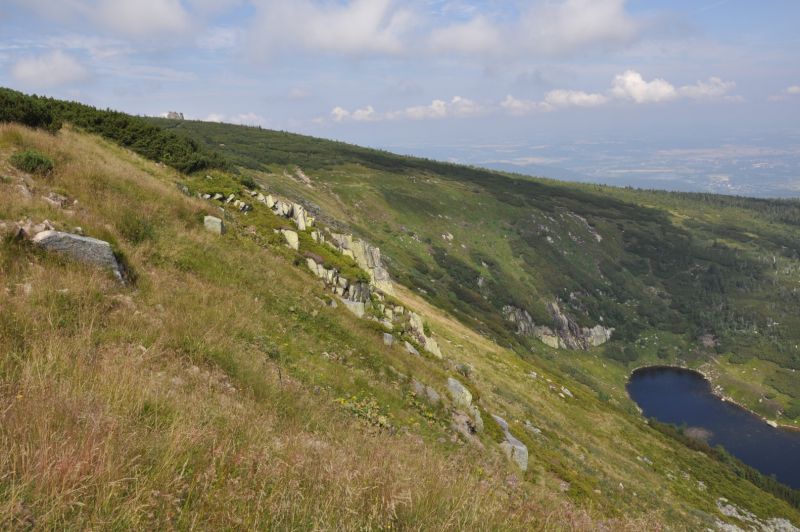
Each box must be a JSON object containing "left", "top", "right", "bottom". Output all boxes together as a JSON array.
[
  {"left": 153, "top": 116, "right": 800, "bottom": 426},
  {"left": 1, "top": 91, "right": 799, "bottom": 529}
]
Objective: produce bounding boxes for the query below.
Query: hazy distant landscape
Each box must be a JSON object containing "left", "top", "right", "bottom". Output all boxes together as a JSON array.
[{"left": 382, "top": 132, "right": 800, "bottom": 197}]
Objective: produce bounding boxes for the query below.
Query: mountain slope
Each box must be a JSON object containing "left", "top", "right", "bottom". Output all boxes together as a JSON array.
[
  {"left": 154, "top": 117, "right": 800, "bottom": 427},
  {"left": 0, "top": 94, "right": 798, "bottom": 528}
]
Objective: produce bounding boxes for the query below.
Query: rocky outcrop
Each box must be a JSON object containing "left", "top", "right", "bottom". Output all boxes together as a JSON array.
[
  {"left": 447, "top": 377, "right": 483, "bottom": 433},
  {"left": 408, "top": 311, "right": 442, "bottom": 358},
  {"left": 204, "top": 216, "right": 225, "bottom": 235},
  {"left": 32, "top": 230, "right": 124, "bottom": 282},
  {"left": 502, "top": 305, "right": 537, "bottom": 337},
  {"left": 281, "top": 229, "right": 299, "bottom": 250},
  {"left": 197, "top": 187, "right": 451, "bottom": 359},
  {"left": 503, "top": 302, "right": 613, "bottom": 351},
  {"left": 328, "top": 233, "right": 393, "bottom": 294},
  {"left": 491, "top": 414, "right": 528, "bottom": 471}
]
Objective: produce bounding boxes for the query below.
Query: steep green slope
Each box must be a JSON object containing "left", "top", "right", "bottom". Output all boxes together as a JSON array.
[
  {"left": 153, "top": 117, "right": 800, "bottom": 427},
  {"left": 1, "top": 91, "right": 799, "bottom": 528}
]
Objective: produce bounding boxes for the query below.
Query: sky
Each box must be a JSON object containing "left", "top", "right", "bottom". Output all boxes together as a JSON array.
[{"left": 1, "top": 0, "right": 799, "bottom": 196}]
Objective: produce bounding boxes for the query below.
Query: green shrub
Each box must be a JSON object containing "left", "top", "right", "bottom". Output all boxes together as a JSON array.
[
  {"left": 118, "top": 211, "right": 156, "bottom": 244},
  {"left": 0, "top": 88, "right": 61, "bottom": 132},
  {"left": 10, "top": 149, "right": 54, "bottom": 175}
]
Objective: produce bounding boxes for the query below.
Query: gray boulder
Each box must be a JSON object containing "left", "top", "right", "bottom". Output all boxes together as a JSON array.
[
  {"left": 492, "top": 414, "right": 528, "bottom": 471},
  {"left": 281, "top": 229, "right": 299, "bottom": 250},
  {"left": 32, "top": 230, "right": 124, "bottom": 282},
  {"left": 204, "top": 216, "right": 225, "bottom": 235},
  {"left": 383, "top": 333, "right": 394, "bottom": 346},
  {"left": 447, "top": 377, "right": 472, "bottom": 410},
  {"left": 404, "top": 341, "right": 420, "bottom": 356},
  {"left": 412, "top": 379, "right": 441, "bottom": 405}
]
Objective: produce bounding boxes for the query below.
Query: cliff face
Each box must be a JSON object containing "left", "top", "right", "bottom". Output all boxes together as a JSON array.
[{"left": 503, "top": 302, "right": 613, "bottom": 351}]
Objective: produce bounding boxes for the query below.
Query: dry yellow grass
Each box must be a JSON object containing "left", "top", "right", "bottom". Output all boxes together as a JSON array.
[
  {"left": 5, "top": 123, "right": 800, "bottom": 530},
  {"left": 0, "top": 124, "right": 675, "bottom": 530}
]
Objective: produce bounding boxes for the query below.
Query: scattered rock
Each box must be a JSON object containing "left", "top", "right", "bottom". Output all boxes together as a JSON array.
[
  {"left": 492, "top": 414, "right": 528, "bottom": 471},
  {"left": 340, "top": 299, "right": 365, "bottom": 318},
  {"left": 404, "top": 341, "right": 420, "bottom": 356},
  {"left": 42, "top": 192, "right": 70, "bottom": 208},
  {"left": 32, "top": 230, "right": 124, "bottom": 282},
  {"left": 383, "top": 333, "right": 394, "bottom": 346},
  {"left": 447, "top": 377, "right": 472, "bottom": 410},
  {"left": 281, "top": 229, "right": 299, "bottom": 250},
  {"left": 204, "top": 216, "right": 225, "bottom": 235},
  {"left": 412, "top": 379, "right": 440, "bottom": 405},
  {"left": 524, "top": 421, "right": 542, "bottom": 436}
]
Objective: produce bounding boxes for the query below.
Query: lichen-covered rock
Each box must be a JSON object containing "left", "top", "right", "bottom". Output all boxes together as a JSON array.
[
  {"left": 329, "top": 233, "right": 394, "bottom": 294},
  {"left": 204, "top": 216, "right": 225, "bottom": 235},
  {"left": 32, "top": 230, "right": 124, "bottom": 282},
  {"left": 281, "top": 229, "right": 299, "bottom": 250},
  {"left": 447, "top": 377, "right": 472, "bottom": 410},
  {"left": 340, "top": 299, "right": 365, "bottom": 318},
  {"left": 492, "top": 414, "right": 528, "bottom": 471}
]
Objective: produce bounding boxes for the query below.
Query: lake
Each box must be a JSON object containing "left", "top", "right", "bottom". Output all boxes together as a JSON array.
[{"left": 627, "top": 366, "right": 800, "bottom": 489}]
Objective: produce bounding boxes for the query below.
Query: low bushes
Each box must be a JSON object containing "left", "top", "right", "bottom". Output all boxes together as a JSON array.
[{"left": 10, "top": 149, "right": 54, "bottom": 176}]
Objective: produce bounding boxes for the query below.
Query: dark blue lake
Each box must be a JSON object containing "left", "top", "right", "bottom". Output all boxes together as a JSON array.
[{"left": 627, "top": 366, "right": 800, "bottom": 489}]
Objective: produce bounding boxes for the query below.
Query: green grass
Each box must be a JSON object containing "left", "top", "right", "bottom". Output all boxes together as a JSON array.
[
  {"left": 155, "top": 117, "right": 800, "bottom": 425},
  {"left": 1, "top": 107, "right": 800, "bottom": 528}
]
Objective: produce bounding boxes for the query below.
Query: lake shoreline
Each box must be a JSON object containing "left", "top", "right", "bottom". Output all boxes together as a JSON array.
[{"left": 628, "top": 364, "right": 800, "bottom": 433}]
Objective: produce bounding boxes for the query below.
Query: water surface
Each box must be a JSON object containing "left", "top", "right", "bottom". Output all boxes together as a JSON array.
[{"left": 627, "top": 366, "right": 800, "bottom": 489}]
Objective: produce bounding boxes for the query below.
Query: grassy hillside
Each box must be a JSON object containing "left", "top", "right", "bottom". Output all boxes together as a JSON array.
[
  {"left": 153, "top": 117, "right": 800, "bottom": 426},
  {"left": 1, "top": 92, "right": 799, "bottom": 528}
]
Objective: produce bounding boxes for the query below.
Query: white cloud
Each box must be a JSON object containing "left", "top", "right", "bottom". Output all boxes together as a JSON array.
[
  {"left": 501, "top": 95, "right": 548, "bottom": 115},
  {"left": 677, "top": 77, "right": 736, "bottom": 99},
  {"left": 203, "top": 112, "right": 269, "bottom": 127},
  {"left": 95, "top": 0, "right": 192, "bottom": 37},
  {"left": 13, "top": 0, "right": 193, "bottom": 38},
  {"left": 612, "top": 70, "right": 677, "bottom": 103},
  {"left": 387, "top": 96, "right": 485, "bottom": 120},
  {"left": 769, "top": 85, "right": 800, "bottom": 101},
  {"left": 330, "top": 105, "right": 378, "bottom": 123},
  {"left": 544, "top": 89, "right": 608, "bottom": 108},
  {"left": 11, "top": 50, "right": 89, "bottom": 87},
  {"left": 430, "top": 0, "right": 641, "bottom": 57},
  {"left": 522, "top": 0, "right": 640, "bottom": 56},
  {"left": 352, "top": 105, "right": 378, "bottom": 122},
  {"left": 612, "top": 70, "right": 736, "bottom": 103},
  {"left": 331, "top": 107, "right": 351, "bottom": 123},
  {"left": 505, "top": 70, "right": 736, "bottom": 115},
  {"left": 429, "top": 16, "right": 502, "bottom": 54},
  {"left": 330, "top": 96, "right": 486, "bottom": 123},
  {"left": 249, "top": 0, "right": 415, "bottom": 56}
]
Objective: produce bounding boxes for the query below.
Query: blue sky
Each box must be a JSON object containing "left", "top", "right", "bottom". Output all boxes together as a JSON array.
[{"left": 1, "top": 0, "right": 799, "bottom": 194}]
